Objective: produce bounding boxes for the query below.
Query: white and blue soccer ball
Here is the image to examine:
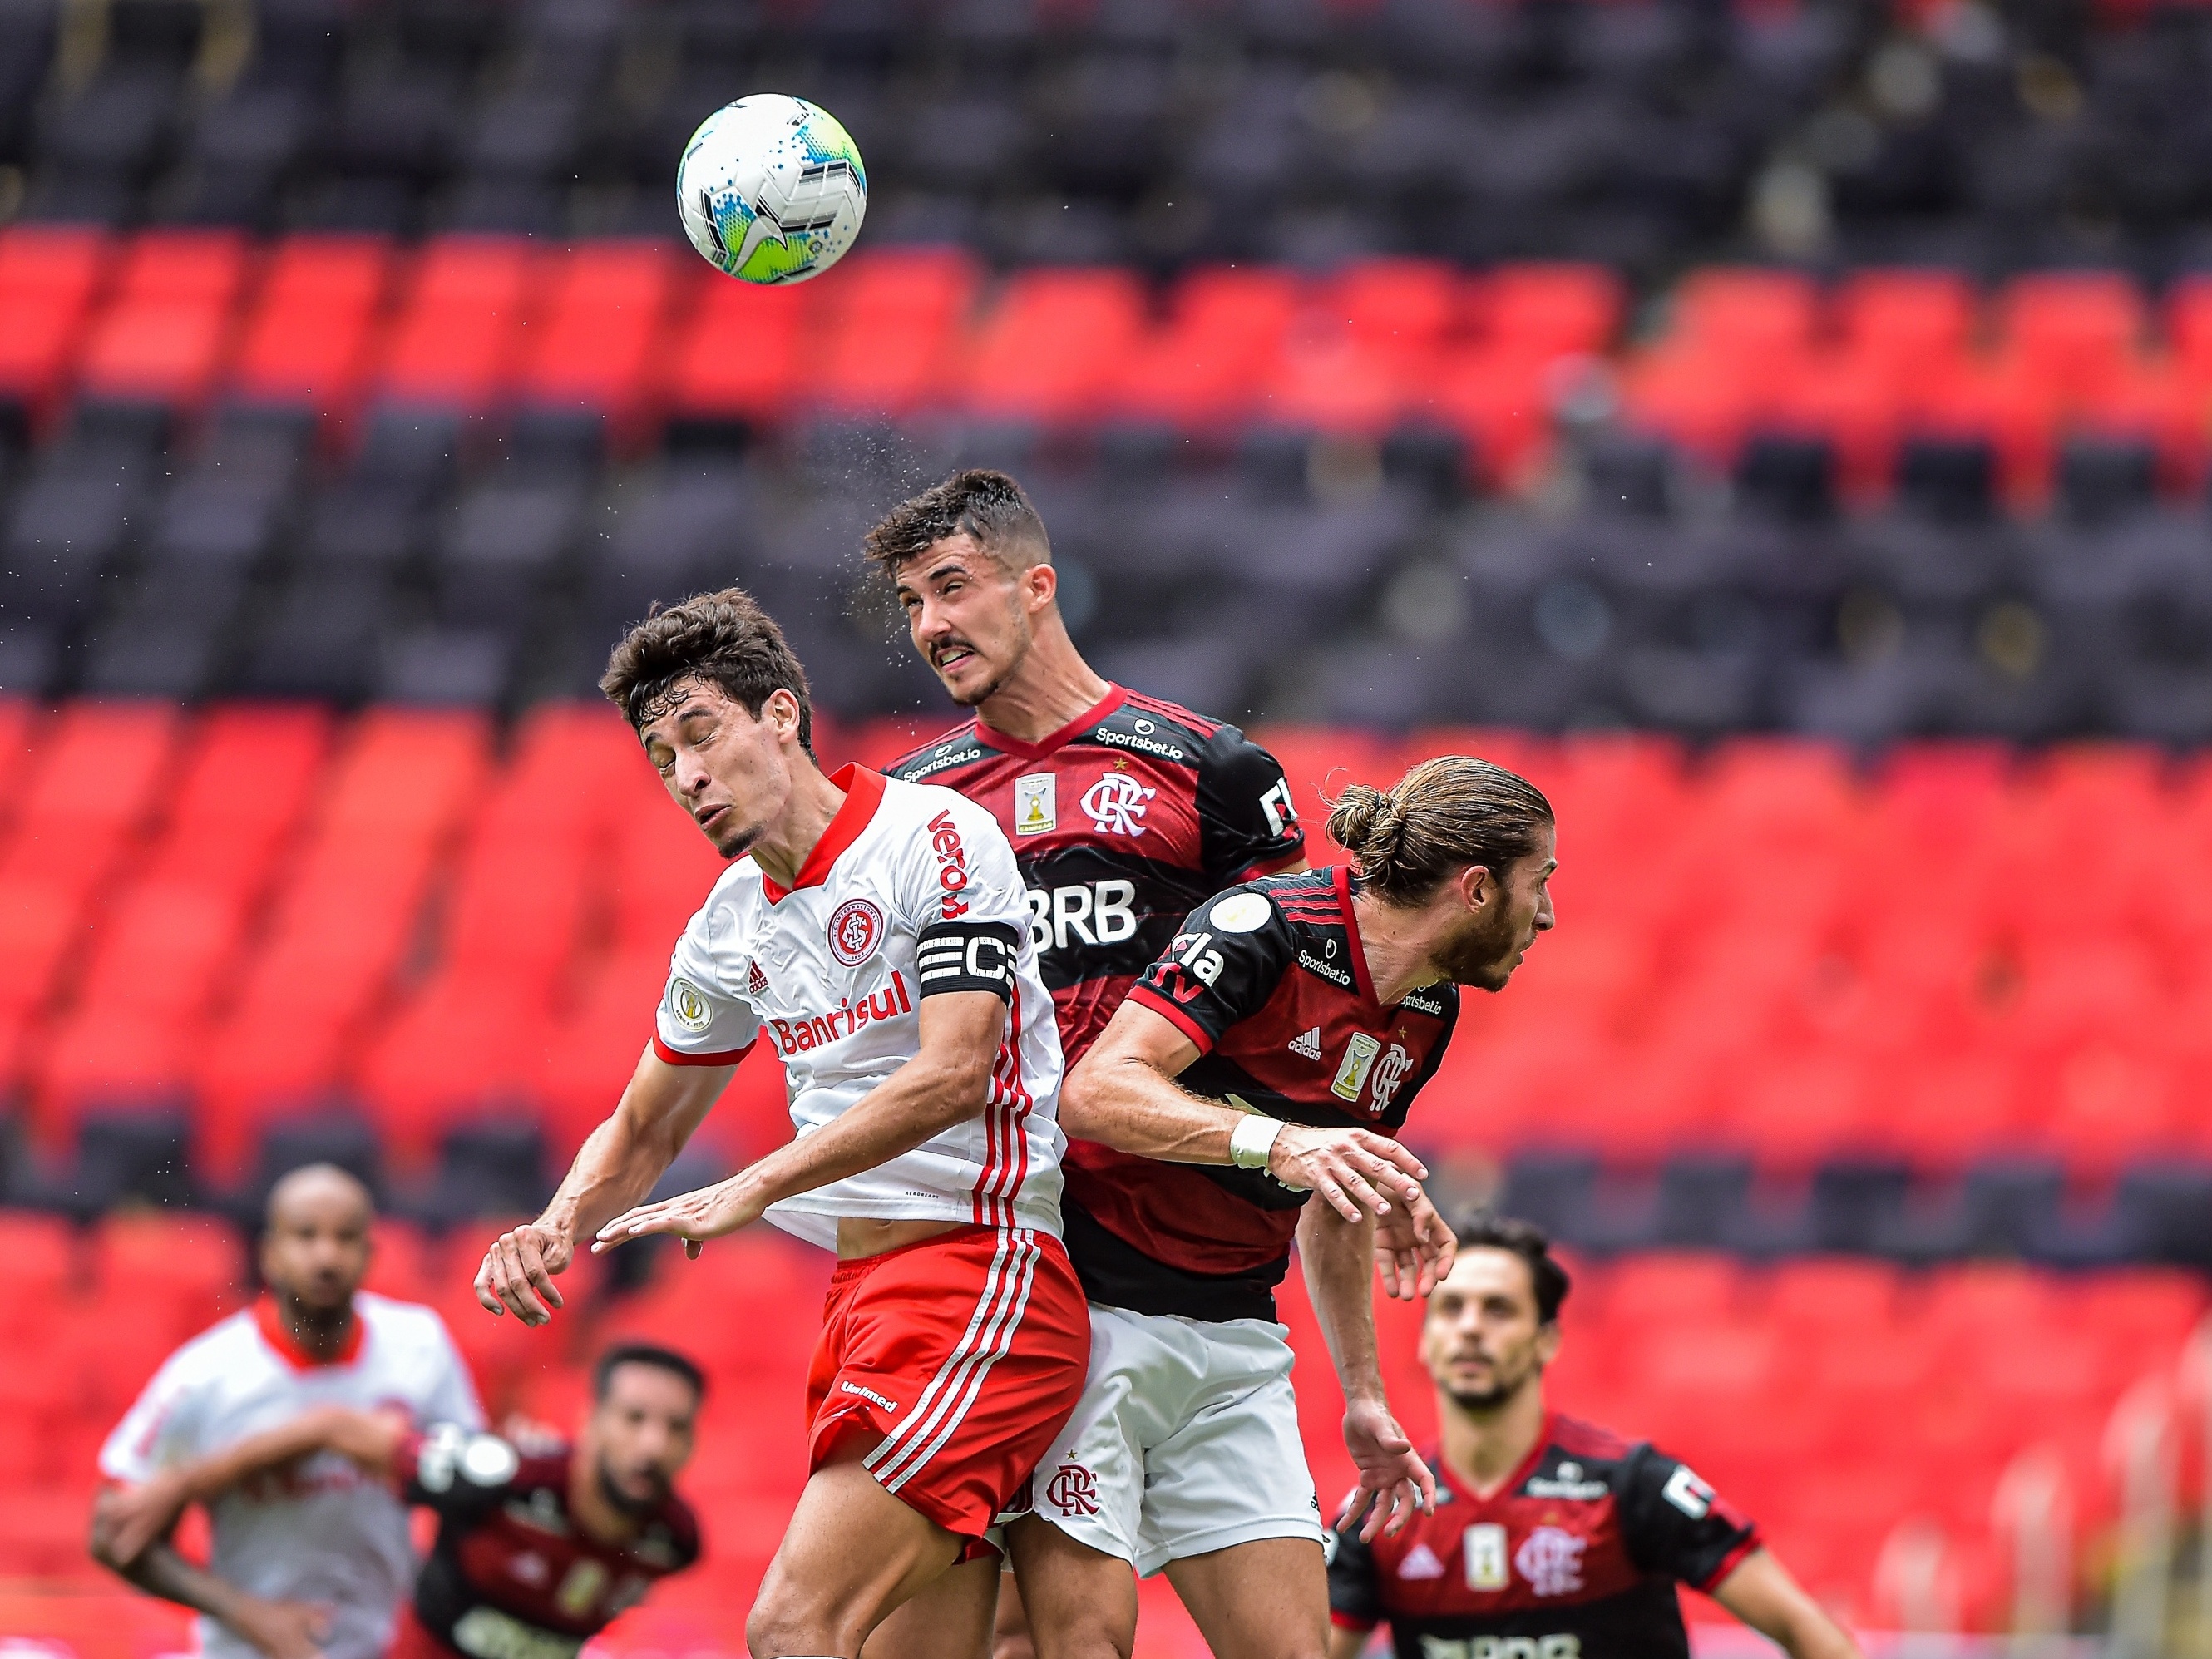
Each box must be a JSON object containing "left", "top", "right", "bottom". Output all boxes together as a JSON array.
[{"left": 676, "top": 94, "right": 867, "bottom": 285}]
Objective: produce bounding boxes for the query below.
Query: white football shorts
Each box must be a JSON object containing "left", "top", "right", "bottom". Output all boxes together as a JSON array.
[{"left": 1023, "top": 1301, "right": 1325, "bottom": 1577}]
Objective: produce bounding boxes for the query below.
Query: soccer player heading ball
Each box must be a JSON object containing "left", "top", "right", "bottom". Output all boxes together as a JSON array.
[
  {"left": 1328, "top": 1214, "right": 1864, "bottom": 1659},
  {"left": 475, "top": 588, "right": 1090, "bottom": 1658}
]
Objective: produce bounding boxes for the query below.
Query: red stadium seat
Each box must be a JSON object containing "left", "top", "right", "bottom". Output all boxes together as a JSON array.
[
  {"left": 0, "top": 226, "right": 108, "bottom": 429},
  {"left": 76, "top": 230, "right": 250, "bottom": 412},
  {"left": 228, "top": 235, "right": 392, "bottom": 416},
  {"left": 814, "top": 249, "right": 980, "bottom": 414},
  {"left": 1428, "top": 347, "right": 1557, "bottom": 488},
  {"left": 372, "top": 236, "right": 540, "bottom": 411},
  {"left": 1673, "top": 267, "right": 1820, "bottom": 359},
  {"left": 190, "top": 1012, "right": 349, "bottom": 1178},
  {"left": 363, "top": 1220, "right": 442, "bottom": 1305},
  {"left": 515, "top": 242, "right": 680, "bottom": 439},
  {"left": 666, "top": 274, "right": 814, "bottom": 421},
  {"left": 1115, "top": 265, "right": 1301, "bottom": 427},
  {"left": 0, "top": 1211, "right": 77, "bottom": 1319},
  {"left": 965, "top": 268, "right": 1149, "bottom": 422},
  {"left": 1478, "top": 263, "right": 1624, "bottom": 359},
  {"left": 91, "top": 1212, "right": 247, "bottom": 1343},
  {"left": 354, "top": 976, "right": 559, "bottom": 1172},
  {"left": 1834, "top": 269, "right": 1977, "bottom": 384},
  {"left": 1997, "top": 271, "right": 2145, "bottom": 407}
]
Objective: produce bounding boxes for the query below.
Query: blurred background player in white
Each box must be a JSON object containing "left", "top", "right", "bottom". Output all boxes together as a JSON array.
[
  {"left": 1326, "top": 1213, "right": 1860, "bottom": 1659},
  {"left": 472, "top": 589, "right": 1089, "bottom": 1659},
  {"left": 91, "top": 1164, "right": 482, "bottom": 1659},
  {"left": 92, "top": 1342, "right": 706, "bottom": 1659}
]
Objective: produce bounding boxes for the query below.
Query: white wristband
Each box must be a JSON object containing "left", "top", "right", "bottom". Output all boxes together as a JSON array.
[{"left": 1228, "top": 1114, "right": 1284, "bottom": 1172}]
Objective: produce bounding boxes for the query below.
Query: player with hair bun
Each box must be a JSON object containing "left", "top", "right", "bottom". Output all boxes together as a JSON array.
[{"left": 1005, "top": 756, "right": 1559, "bottom": 1659}]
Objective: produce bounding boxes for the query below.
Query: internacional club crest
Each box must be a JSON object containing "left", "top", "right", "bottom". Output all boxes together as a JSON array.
[{"left": 827, "top": 897, "right": 884, "bottom": 967}]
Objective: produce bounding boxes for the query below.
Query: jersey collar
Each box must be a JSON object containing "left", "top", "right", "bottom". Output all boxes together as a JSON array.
[
  {"left": 974, "top": 684, "right": 1127, "bottom": 763},
  {"left": 1445, "top": 1411, "right": 1559, "bottom": 1503},
  {"left": 1334, "top": 864, "right": 1385, "bottom": 1015},
  {"left": 761, "top": 764, "right": 885, "bottom": 903},
  {"left": 254, "top": 1294, "right": 364, "bottom": 1370}
]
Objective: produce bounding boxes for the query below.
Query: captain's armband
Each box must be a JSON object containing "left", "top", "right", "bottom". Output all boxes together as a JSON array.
[{"left": 916, "top": 920, "right": 1020, "bottom": 1002}]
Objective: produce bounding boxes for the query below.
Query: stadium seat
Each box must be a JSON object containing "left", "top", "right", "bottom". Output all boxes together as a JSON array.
[
  {"left": 370, "top": 237, "right": 540, "bottom": 412},
  {"left": 813, "top": 249, "right": 980, "bottom": 415},
  {"left": 75, "top": 231, "right": 250, "bottom": 414},
  {"left": 513, "top": 242, "right": 680, "bottom": 443},
  {"left": 1997, "top": 272, "right": 2145, "bottom": 408},
  {"left": 228, "top": 235, "right": 393, "bottom": 417},
  {"left": 0, "top": 227, "right": 108, "bottom": 436},
  {"left": 1116, "top": 265, "right": 1302, "bottom": 427},
  {"left": 666, "top": 274, "right": 813, "bottom": 425},
  {"left": 965, "top": 268, "right": 1149, "bottom": 422}
]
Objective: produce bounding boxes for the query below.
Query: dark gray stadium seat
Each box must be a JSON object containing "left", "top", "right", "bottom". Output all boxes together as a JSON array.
[
  {"left": 417, "top": 1118, "right": 551, "bottom": 1228},
  {"left": 437, "top": 474, "right": 585, "bottom": 628},
  {"left": 66, "top": 1104, "right": 200, "bottom": 1217},
  {"left": 377, "top": 626, "right": 513, "bottom": 707},
  {"left": 235, "top": 570, "right": 390, "bottom": 700},
  {"left": 248, "top": 1106, "right": 388, "bottom": 1215},
  {"left": 1495, "top": 1150, "right": 1601, "bottom": 1246},
  {"left": 1648, "top": 1154, "right": 1755, "bottom": 1250}
]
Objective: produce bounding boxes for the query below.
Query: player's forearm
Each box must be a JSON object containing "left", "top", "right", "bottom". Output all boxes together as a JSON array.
[
  {"left": 111, "top": 1540, "right": 256, "bottom": 1627},
  {"left": 542, "top": 1049, "right": 723, "bottom": 1239},
  {"left": 733, "top": 1042, "right": 993, "bottom": 1210},
  {"left": 176, "top": 1409, "right": 398, "bottom": 1503},
  {"left": 1298, "top": 1202, "right": 1388, "bottom": 1405},
  {"left": 1059, "top": 1052, "right": 1242, "bottom": 1164}
]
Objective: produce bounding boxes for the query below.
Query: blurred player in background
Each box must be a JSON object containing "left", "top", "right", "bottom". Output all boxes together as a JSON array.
[
  {"left": 95, "top": 1342, "right": 706, "bottom": 1659},
  {"left": 91, "top": 1165, "right": 482, "bottom": 1659},
  {"left": 1001, "top": 759, "right": 1554, "bottom": 1659},
  {"left": 1326, "top": 1214, "right": 1861, "bottom": 1659},
  {"left": 472, "top": 589, "right": 1089, "bottom": 1659}
]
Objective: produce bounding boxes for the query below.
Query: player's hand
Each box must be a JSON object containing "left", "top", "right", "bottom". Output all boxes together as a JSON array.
[
  {"left": 475, "top": 1220, "right": 573, "bottom": 1326},
  {"left": 1339, "top": 1398, "right": 1436, "bottom": 1543},
  {"left": 94, "top": 1472, "right": 190, "bottom": 1566},
  {"left": 592, "top": 1176, "right": 767, "bottom": 1258},
  {"left": 1375, "top": 1185, "right": 1457, "bottom": 1301},
  {"left": 229, "top": 1597, "right": 330, "bottom": 1659},
  {"left": 1269, "top": 1125, "right": 1428, "bottom": 1224}
]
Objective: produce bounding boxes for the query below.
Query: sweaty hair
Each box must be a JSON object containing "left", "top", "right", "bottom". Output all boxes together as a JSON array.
[
  {"left": 1451, "top": 1208, "right": 1572, "bottom": 1326},
  {"left": 862, "top": 468, "right": 1052, "bottom": 576},
  {"left": 599, "top": 585, "right": 814, "bottom": 757},
  {"left": 595, "top": 1342, "right": 707, "bottom": 1405},
  {"left": 1326, "top": 755, "right": 1553, "bottom": 906}
]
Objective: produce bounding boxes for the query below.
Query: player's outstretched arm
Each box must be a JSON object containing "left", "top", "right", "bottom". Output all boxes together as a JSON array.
[
  {"left": 594, "top": 989, "right": 1008, "bottom": 1254},
  {"left": 1063, "top": 1000, "right": 1431, "bottom": 1226},
  {"left": 477, "top": 1044, "right": 733, "bottom": 1321},
  {"left": 1297, "top": 1200, "right": 1434, "bottom": 1541},
  {"left": 91, "top": 1494, "right": 333, "bottom": 1659},
  {"left": 1373, "top": 1184, "right": 1457, "bottom": 1301},
  {"left": 94, "top": 1408, "right": 407, "bottom": 1568},
  {"left": 1711, "top": 1548, "right": 1864, "bottom": 1659}
]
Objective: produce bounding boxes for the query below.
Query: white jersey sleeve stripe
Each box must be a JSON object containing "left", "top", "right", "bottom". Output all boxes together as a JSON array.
[{"left": 865, "top": 1228, "right": 1017, "bottom": 1480}]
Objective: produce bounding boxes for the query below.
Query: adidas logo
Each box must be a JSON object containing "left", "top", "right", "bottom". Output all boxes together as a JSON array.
[
  {"left": 1288, "top": 1027, "right": 1323, "bottom": 1061},
  {"left": 748, "top": 960, "right": 769, "bottom": 995},
  {"left": 1396, "top": 1542, "right": 1445, "bottom": 1580}
]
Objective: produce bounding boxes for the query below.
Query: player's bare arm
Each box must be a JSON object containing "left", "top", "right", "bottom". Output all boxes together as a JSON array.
[
  {"left": 1712, "top": 1548, "right": 1865, "bottom": 1659},
  {"left": 594, "top": 987, "right": 1009, "bottom": 1254},
  {"left": 1297, "top": 1202, "right": 1435, "bottom": 1540},
  {"left": 1064, "top": 997, "right": 1432, "bottom": 1225},
  {"left": 478, "top": 1048, "right": 731, "bottom": 1322},
  {"left": 91, "top": 1495, "right": 332, "bottom": 1659},
  {"left": 96, "top": 1407, "right": 409, "bottom": 1568},
  {"left": 1374, "top": 1188, "right": 1458, "bottom": 1302}
]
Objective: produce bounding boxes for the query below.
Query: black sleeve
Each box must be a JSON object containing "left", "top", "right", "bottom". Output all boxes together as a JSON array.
[
  {"left": 396, "top": 1424, "right": 523, "bottom": 1521},
  {"left": 1197, "top": 726, "right": 1306, "bottom": 886},
  {"left": 1616, "top": 1444, "right": 1762, "bottom": 1592},
  {"left": 1326, "top": 1512, "right": 1385, "bottom": 1630},
  {"left": 1123, "top": 887, "right": 1297, "bottom": 1052},
  {"left": 916, "top": 919, "right": 1021, "bottom": 1002}
]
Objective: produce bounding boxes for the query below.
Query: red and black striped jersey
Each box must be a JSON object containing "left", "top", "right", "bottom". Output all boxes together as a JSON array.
[
  {"left": 396, "top": 1425, "right": 699, "bottom": 1657},
  {"left": 1327, "top": 1414, "right": 1760, "bottom": 1659},
  {"left": 1083, "top": 864, "right": 1459, "bottom": 1322},
  {"left": 881, "top": 684, "right": 1305, "bottom": 1065}
]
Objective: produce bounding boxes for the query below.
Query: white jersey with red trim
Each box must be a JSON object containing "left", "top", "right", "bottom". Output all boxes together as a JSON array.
[
  {"left": 654, "top": 765, "right": 1066, "bottom": 1248},
  {"left": 99, "top": 1293, "right": 484, "bottom": 1659}
]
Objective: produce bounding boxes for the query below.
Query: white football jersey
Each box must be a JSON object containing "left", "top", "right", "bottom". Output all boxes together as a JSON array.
[
  {"left": 101, "top": 1292, "right": 483, "bottom": 1659},
  {"left": 654, "top": 765, "right": 1066, "bottom": 1248}
]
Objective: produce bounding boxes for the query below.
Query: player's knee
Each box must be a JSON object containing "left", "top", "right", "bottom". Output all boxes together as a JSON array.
[
  {"left": 1024, "top": 1607, "right": 1135, "bottom": 1659},
  {"left": 748, "top": 1571, "right": 866, "bottom": 1658}
]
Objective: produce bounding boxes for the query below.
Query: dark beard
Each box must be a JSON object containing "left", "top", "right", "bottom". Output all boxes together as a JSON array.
[
  {"left": 1433, "top": 902, "right": 1522, "bottom": 990},
  {"left": 596, "top": 1459, "right": 667, "bottom": 1518}
]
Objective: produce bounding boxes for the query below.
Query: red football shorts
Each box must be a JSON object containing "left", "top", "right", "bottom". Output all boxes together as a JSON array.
[{"left": 807, "top": 1224, "right": 1089, "bottom": 1543}]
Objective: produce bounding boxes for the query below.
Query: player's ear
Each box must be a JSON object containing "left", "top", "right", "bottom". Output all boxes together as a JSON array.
[
  {"left": 1534, "top": 1320, "right": 1563, "bottom": 1368},
  {"left": 1024, "top": 557, "right": 1058, "bottom": 613},
  {"left": 1458, "top": 864, "right": 1494, "bottom": 913}
]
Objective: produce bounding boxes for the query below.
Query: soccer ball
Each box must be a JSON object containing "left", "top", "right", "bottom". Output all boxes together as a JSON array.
[{"left": 676, "top": 95, "right": 867, "bottom": 285}]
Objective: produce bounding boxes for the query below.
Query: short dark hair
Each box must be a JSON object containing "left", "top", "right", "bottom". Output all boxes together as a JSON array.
[
  {"left": 594, "top": 1342, "right": 706, "bottom": 1405},
  {"left": 862, "top": 468, "right": 1051, "bottom": 576},
  {"left": 1451, "top": 1208, "right": 1571, "bottom": 1326},
  {"left": 599, "top": 585, "right": 814, "bottom": 757}
]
